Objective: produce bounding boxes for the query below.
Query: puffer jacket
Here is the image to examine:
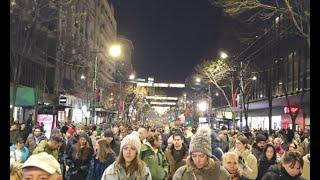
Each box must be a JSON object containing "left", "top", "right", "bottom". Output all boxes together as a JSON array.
[
  {"left": 261, "top": 164, "right": 306, "bottom": 180},
  {"left": 234, "top": 148, "right": 258, "bottom": 180},
  {"left": 165, "top": 144, "right": 188, "bottom": 179},
  {"left": 140, "top": 142, "right": 169, "bottom": 180},
  {"left": 101, "top": 161, "right": 152, "bottom": 180},
  {"left": 172, "top": 156, "right": 230, "bottom": 180}
]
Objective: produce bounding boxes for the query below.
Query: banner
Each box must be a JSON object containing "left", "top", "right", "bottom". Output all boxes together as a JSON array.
[{"left": 37, "top": 114, "right": 55, "bottom": 139}]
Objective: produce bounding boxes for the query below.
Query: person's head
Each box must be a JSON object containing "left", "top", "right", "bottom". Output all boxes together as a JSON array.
[
  {"left": 117, "top": 131, "right": 141, "bottom": 166},
  {"left": 281, "top": 151, "right": 303, "bottom": 177},
  {"left": 97, "top": 139, "right": 113, "bottom": 163},
  {"left": 263, "top": 144, "right": 277, "bottom": 161},
  {"left": 78, "top": 132, "right": 89, "bottom": 147},
  {"left": 222, "top": 152, "right": 239, "bottom": 176},
  {"left": 236, "top": 136, "right": 249, "bottom": 151},
  {"left": 48, "top": 135, "right": 63, "bottom": 150},
  {"left": 267, "top": 136, "right": 273, "bottom": 145},
  {"left": 189, "top": 127, "right": 212, "bottom": 169},
  {"left": 75, "top": 124, "right": 85, "bottom": 134},
  {"left": 33, "top": 126, "right": 42, "bottom": 137},
  {"left": 146, "top": 132, "right": 162, "bottom": 149},
  {"left": 22, "top": 152, "right": 62, "bottom": 180},
  {"left": 255, "top": 134, "right": 267, "bottom": 149},
  {"left": 103, "top": 129, "right": 114, "bottom": 144},
  {"left": 66, "top": 127, "right": 75, "bottom": 139},
  {"left": 10, "top": 162, "right": 23, "bottom": 180},
  {"left": 112, "top": 126, "right": 119, "bottom": 135},
  {"left": 172, "top": 133, "right": 184, "bottom": 149},
  {"left": 216, "top": 131, "right": 225, "bottom": 141},
  {"left": 20, "top": 123, "right": 26, "bottom": 130},
  {"left": 274, "top": 137, "right": 282, "bottom": 149},
  {"left": 138, "top": 127, "right": 148, "bottom": 141},
  {"left": 15, "top": 137, "right": 25, "bottom": 150},
  {"left": 287, "top": 142, "right": 298, "bottom": 151}
]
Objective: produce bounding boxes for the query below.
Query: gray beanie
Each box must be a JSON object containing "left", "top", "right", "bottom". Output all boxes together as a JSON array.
[{"left": 189, "top": 127, "right": 212, "bottom": 157}]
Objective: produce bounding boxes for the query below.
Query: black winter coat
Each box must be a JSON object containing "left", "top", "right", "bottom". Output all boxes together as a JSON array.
[
  {"left": 257, "top": 157, "right": 277, "bottom": 180},
  {"left": 261, "top": 165, "right": 306, "bottom": 180}
]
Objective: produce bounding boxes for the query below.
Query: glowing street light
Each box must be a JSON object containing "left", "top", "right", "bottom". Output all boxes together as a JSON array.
[
  {"left": 197, "top": 101, "right": 208, "bottom": 112},
  {"left": 220, "top": 51, "right": 228, "bottom": 59},
  {"left": 215, "top": 92, "right": 219, "bottom": 96},
  {"left": 109, "top": 44, "right": 121, "bottom": 58},
  {"left": 80, "top": 74, "right": 85, "bottom": 80},
  {"left": 252, "top": 75, "right": 257, "bottom": 81},
  {"left": 129, "top": 74, "right": 135, "bottom": 80},
  {"left": 195, "top": 77, "right": 201, "bottom": 83}
]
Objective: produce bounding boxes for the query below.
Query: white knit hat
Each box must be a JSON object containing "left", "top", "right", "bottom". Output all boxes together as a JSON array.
[
  {"left": 120, "top": 131, "right": 141, "bottom": 153},
  {"left": 189, "top": 127, "right": 212, "bottom": 157}
]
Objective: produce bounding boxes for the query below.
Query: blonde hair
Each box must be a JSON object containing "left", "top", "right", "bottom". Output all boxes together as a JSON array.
[
  {"left": 222, "top": 151, "right": 239, "bottom": 165},
  {"left": 10, "top": 163, "right": 23, "bottom": 180}
]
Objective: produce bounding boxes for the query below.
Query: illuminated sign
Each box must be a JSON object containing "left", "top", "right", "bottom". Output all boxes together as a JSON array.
[
  {"left": 146, "top": 96, "right": 178, "bottom": 100},
  {"left": 284, "top": 106, "right": 299, "bottom": 114},
  {"left": 150, "top": 102, "right": 177, "bottom": 105}
]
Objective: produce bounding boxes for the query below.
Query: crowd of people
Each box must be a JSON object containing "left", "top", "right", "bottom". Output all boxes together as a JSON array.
[{"left": 10, "top": 120, "right": 310, "bottom": 180}]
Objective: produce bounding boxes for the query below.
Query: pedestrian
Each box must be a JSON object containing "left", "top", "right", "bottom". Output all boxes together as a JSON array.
[
  {"left": 251, "top": 134, "right": 266, "bottom": 161},
  {"left": 165, "top": 132, "right": 189, "bottom": 180},
  {"left": 65, "top": 131, "right": 94, "bottom": 180},
  {"left": 32, "top": 134, "right": 64, "bottom": 160},
  {"left": 273, "top": 138, "right": 285, "bottom": 160},
  {"left": 141, "top": 132, "right": 169, "bottom": 180},
  {"left": 212, "top": 131, "right": 229, "bottom": 153},
  {"left": 101, "top": 131, "right": 152, "bottom": 180},
  {"left": 10, "top": 137, "right": 29, "bottom": 165},
  {"left": 261, "top": 151, "right": 305, "bottom": 180},
  {"left": 25, "top": 125, "right": 47, "bottom": 153},
  {"left": 10, "top": 122, "right": 20, "bottom": 146},
  {"left": 21, "top": 152, "right": 62, "bottom": 179},
  {"left": 173, "top": 127, "right": 230, "bottom": 180},
  {"left": 234, "top": 135, "right": 258, "bottom": 180},
  {"left": 103, "top": 128, "right": 121, "bottom": 156},
  {"left": 138, "top": 127, "right": 149, "bottom": 143},
  {"left": 222, "top": 152, "right": 248, "bottom": 180},
  {"left": 18, "top": 122, "right": 29, "bottom": 143},
  {"left": 257, "top": 144, "right": 277, "bottom": 180},
  {"left": 89, "top": 139, "right": 116, "bottom": 180}
]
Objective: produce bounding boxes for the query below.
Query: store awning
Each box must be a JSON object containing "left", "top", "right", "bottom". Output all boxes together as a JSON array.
[{"left": 10, "top": 86, "right": 36, "bottom": 107}]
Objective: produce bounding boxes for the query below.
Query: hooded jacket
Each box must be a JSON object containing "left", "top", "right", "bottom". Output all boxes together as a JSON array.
[
  {"left": 165, "top": 144, "right": 188, "bottom": 179},
  {"left": 261, "top": 164, "right": 305, "bottom": 180},
  {"left": 172, "top": 156, "right": 230, "bottom": 180},
  {"left": 140, "top": 142, "right": 169, "bottom": 180}
]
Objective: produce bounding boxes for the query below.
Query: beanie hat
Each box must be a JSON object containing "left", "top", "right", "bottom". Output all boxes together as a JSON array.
[
  {"left": 78, "top": 132, "right": 89, "bottom": 142},
  {"left": 189, "top": 127, "right": 212, "bottom": 157},
  {"left": 104, "top": 129, "right": 114, "bottom": 137},
  {"left": 120, "top": 131, "right": 141, "bottom": 154},
  {"left": 256, "top": 134, "right": 266, "bottom": 143}
]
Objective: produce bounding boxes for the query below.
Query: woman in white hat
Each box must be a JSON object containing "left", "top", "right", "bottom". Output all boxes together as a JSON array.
[{"left": 101, "top": 131, "right": 151, "bottom": 180}]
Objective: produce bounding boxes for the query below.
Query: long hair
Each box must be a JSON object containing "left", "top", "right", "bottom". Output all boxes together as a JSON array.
[
  {"left": 262, "top": 144, "right": 277, "bottom": 162},
  {"left": 72, "top": 136, "right": 92, "bottom": 161},
  {"left": 115, "top": 147, "right": 145, "bottom": 177},
  {"left": 97, "top": 139, "right": 114, "bottom": 163}
]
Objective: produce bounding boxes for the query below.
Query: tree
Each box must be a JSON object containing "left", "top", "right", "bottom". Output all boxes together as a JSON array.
[
  {"left": 195, "top": 58, "right": 239, "bottom": 129},
  {"left": 211, "top": 0, "right": 310, "bottom": 47}
]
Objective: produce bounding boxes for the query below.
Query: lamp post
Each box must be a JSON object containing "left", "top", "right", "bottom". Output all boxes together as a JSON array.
[{"left": 91, "top": 44, "right": 121, "bottom": 125}]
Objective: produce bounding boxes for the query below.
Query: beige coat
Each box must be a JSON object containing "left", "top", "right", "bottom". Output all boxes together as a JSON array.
[
  {"left": 301, "top": 154, "right": 310, "bottom": 180},
  {"left": 234, "top": 148, "right": 258, "bottom": 180}
]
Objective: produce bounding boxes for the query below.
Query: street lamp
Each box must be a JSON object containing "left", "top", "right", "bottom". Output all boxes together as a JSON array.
[
  {"left": 80, "top": 74, "right": 85, "bottom": 80},
  {"left": 197, "top": 101, "right": 208, "bottom": 112},
  {"left": 129, "top": 73, "right": 135, "bottom": 80},
  {"left": 91, "top": 44, "right": 122, "bottom": 125},
  {"left": 220, "top": 51, "right": 228, "bottom": 59}
]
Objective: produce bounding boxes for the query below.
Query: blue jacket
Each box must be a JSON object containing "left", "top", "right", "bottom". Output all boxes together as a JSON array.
[{"left": 10, "top": 145, "right": 29, "bottom": 164}]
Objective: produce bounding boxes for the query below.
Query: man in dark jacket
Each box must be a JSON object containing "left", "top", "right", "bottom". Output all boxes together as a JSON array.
[
  {"left": 212, "top": 131, "right": 229, "bottom": 153},
  {"left": 18, "top": 122, "right": 29, "bottom": 143},
  {"left": 103, "top": 128, "right": 120, "bottom": 156},
  {"left": 165, "top": 133, "right": 188, "bottom": 180},
  {"left": 252, "top": 134, "right": 266, "bottom": 161}
]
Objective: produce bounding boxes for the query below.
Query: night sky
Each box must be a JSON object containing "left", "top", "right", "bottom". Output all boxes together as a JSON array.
[{"left": 113, "top": 0, "right": 234, "bottom": 96}]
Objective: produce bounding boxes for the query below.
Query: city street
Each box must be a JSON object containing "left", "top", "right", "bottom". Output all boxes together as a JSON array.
[{"left": 10, "top": 0, "right": 310, "bottom": 180}]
